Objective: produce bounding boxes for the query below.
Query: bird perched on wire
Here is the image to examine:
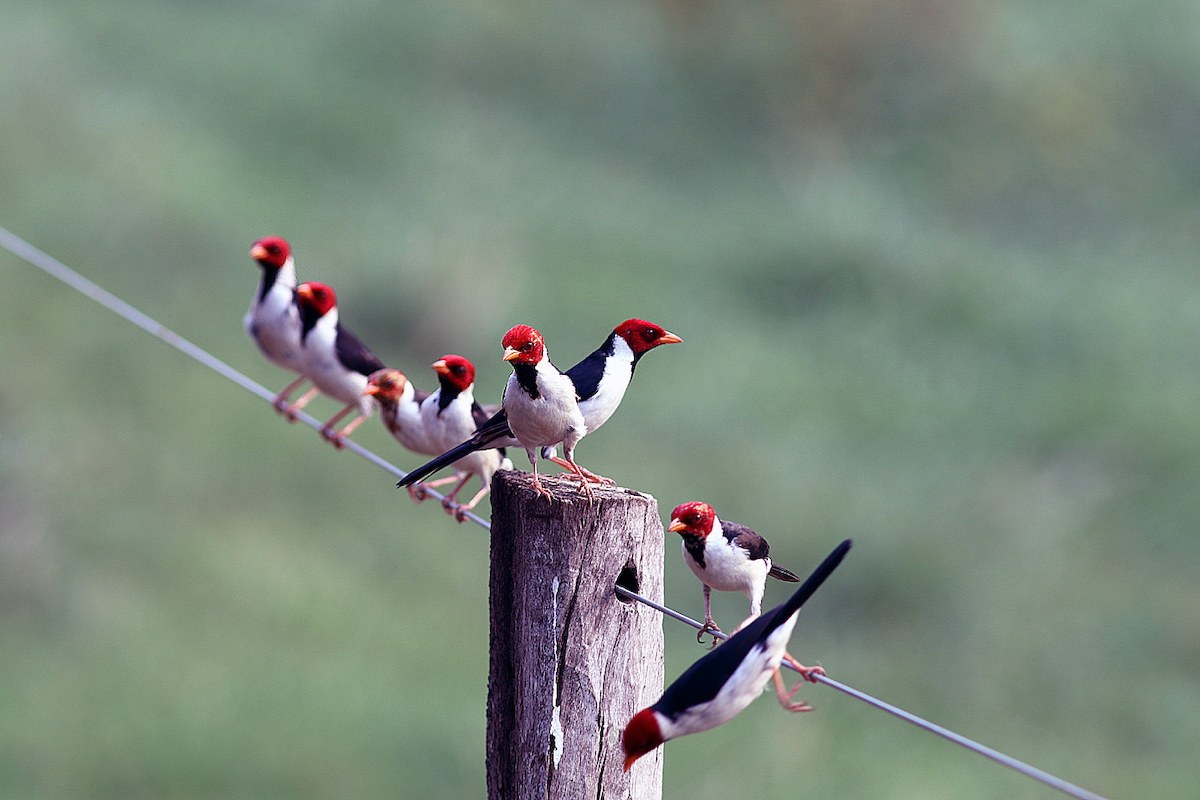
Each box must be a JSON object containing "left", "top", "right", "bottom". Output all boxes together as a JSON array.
[
  {"left": 397, "top": 319, "right": 681, "bottom": 494},
  {"left": 669, "top": 501, "right": 801, "bottom": 643},
  {"left": 244, "top": 236, "right": 317, "bottom": 416},
  {"left": 363, "top": 367, "right": 438, "bottom": 494},
  {"left": 292, "top": 281, "right": 386, "bottom": 448},
  {"left": 622, "top": 539, "right": 852, "bottom": 772},
  {"left": 419, "top": 355, "right": 511, "bottom": 520}
]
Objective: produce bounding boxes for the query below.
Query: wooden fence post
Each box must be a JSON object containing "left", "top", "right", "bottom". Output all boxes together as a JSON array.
[{"left": 486, "top": 470, "right": 665, "bottom": 800}]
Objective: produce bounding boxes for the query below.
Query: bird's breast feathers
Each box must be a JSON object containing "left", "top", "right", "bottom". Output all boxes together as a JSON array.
[{"left": 503, "top": 368, "right": 585, "bottom": 447}]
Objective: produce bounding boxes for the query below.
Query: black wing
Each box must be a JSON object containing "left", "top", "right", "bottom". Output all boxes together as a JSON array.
[
  {"left": 335, "top": 323, "right": 386, "bottom": 377},
  {"left": 564, "top": 332, "right": 616, "bottom": 402},
  {"left": 721, "top": 520, "right": 771, "bottom": 562},
  {"left": 653, "top": 540, "right": 852, "bottom": 720}
]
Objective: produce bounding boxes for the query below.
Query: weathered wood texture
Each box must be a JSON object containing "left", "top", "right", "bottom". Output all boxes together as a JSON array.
[{"left": 487, "top": 470, "right": 664, "bottom": 800}]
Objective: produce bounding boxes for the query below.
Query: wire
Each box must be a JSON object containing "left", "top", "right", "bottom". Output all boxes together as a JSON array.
[
  {"left": 613, "top": 586, "right": 1109, "bottom": 800},
  {"left": 2, "top": 223, "right": 1110, "bottom": 800}
]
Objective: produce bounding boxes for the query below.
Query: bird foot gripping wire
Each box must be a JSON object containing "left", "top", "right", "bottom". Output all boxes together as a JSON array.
[
  {"left": 783, "top": 653, "right": 825, "bottom": 683},
  {"left": 696, "top": 617, "right": 723, "bottom": 648}
]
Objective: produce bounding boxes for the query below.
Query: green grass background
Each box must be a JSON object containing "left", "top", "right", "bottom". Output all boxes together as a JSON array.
[{"left": 3, "top": 0, "right": 1200, "bottom": 797}]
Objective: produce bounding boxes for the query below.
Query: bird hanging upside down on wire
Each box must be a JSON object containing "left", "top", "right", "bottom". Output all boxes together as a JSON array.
[{"left": 622, "top": 539, "right": 852, "bottom": 772}]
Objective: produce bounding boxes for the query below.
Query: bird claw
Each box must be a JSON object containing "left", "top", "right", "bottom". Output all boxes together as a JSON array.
[
  {"left": 773, "top": 668, "right": 815, "bottom": 713},
  {"left": 320, "top": 427, "right": 346, "bottom": 449},
  {"left": 407, "top": 484, "right": 428, "bottom": 503},
  {"left": 442, "top": 497, "right": 469, "bottom": 522},
  {"left": 530, "top": 476, "right": 553, "bottom": 501},
  {"left": 696, "top": 618, "right": 723, "bottom": 648},
  {"left": 783, "top": 654, "right": 825, "bottom": 683}
]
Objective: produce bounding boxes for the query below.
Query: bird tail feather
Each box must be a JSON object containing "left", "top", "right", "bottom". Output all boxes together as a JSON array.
[
  {"left": 768, "top": 563, "right": 801, "bottom": 582},
  {"left": 397, "top": 411, "right": 514, "bottom": 488},
  {"left": 771, "top": 539, "right": 852, "bottom": 623}
]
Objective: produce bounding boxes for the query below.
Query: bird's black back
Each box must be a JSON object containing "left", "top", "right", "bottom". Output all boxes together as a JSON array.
[
  {"left": 334, "top": 324, "right": 386, "bottom": 377},
  {"left": 564, "top": 332, "right": 617, "bottom": 402}
]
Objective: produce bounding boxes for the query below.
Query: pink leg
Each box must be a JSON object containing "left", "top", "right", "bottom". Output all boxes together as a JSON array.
[
  {"left": 547, "top": 455, "right": 613, "bottom": 485},
  {"left": 321, "top": 406, "right": 360, "bottom": 448},
  {"left": 452, "top": 483, "right": 491, "bottom": 522},
  {"left": 782, "top": 652, "right": 826, "bottom": 683},
  {"left": 273, "top": 376, "right": 310, "bottom": 414},
  {"left": 773, "top": 668, "right": 814, "bottom": 713},
  {"left": 697, "top": 585, "right": 722, "bottom": 646},
  {"left": 283, "top": 386, "right": 320, "bottom": 422}
]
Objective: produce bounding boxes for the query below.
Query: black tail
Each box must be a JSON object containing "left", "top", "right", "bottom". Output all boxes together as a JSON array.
[
  {"left": 768, "top": 563, "right": 801, "bottom": 582},
  {"left": 397, "top": 409, "right": 515, "bottom": 488},
  {"left": 769, "top": 539, "right": 852, "bottom": 627}
]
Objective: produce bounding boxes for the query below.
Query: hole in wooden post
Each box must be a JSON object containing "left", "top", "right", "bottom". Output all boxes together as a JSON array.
[{"left": 615, "top": 560, "right": 639, "bottom": 603}]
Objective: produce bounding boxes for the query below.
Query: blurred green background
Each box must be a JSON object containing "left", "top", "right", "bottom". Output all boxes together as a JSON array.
[{"left": 3, "top": 0, "right": 1199, "bottom": 797}]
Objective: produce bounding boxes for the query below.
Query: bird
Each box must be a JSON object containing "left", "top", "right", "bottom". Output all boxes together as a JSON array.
[
  {"left": 363, "top": 367, "right": 437, "bottom": 457},
  {"left": 669, "top": 501, "right": 801, "bottom": 643},
  {"left": 622, "top": 539, "right": 852, "bottom": 772},
  {"left": 244, "top": 236, "right": 318, "bottom": 416},
  {"left": 292, "top": 281, "right": 386, "bottom": 448},
  {"left": 397, "top": 319, "right": 681, "bottom": 492},
  {"left": 494, "top": 324, "right": 593, "bottom": 500},
  {"left": 419, "top": 355, "right": 510, "bottom": 520}
]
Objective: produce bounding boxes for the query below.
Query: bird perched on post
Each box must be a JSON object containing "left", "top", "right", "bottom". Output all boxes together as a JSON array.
[
  {"left": 292, "top": 281, "right": 386, "bottom": 448},
  {"left": 622, "top": 539, "right": 852, "bottom": 772},
  {"left": 397, "top": 319, "right": 681, "bottom": 493},
  {"left": 494, "top": 324, "right": 593, "bottom": 500},
  {"left": 244, "top": 236, "right": 317, "bottom": 415},
  {"left": 669, "top": 501, "right": 801, "bottom": 643}
]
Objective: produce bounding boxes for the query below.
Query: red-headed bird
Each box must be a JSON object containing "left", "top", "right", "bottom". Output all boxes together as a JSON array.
[
  {"left": 293, "top": 281, "right": 386, "bottom": 448},
  {"left": 420, "top": 355, "right": 510, "bottom": 520},
  {"left": 622, "top": 539, "right": 851, "bottom": 772},
  {"left": 669, "top": 501, "right": 800, "bottom": 642},
  {"left": 245, "top": 236, "right": 318, "bottom": 415},
  {"left": 397, "top": 319, "right": 680, "bottom": 494}
]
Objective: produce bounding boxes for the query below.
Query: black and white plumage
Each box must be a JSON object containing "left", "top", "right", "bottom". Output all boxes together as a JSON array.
[
  {"left": 245, "top": 236, "right": 317, "bottom": 415},
  {"left": 669, "top": 501, "right": 801, "bottom": 642},
  {"left": 397, "top": 319, "right": 680, "bottom": 491},
  {"left": 293, "top": 281, "right": 386, "bottom": 448},
  {"left": 622, "top": 539, "right": 852, "bottom": 772},
  {"left": 419, "top": 355, "right": 510, "bottom": 520}
]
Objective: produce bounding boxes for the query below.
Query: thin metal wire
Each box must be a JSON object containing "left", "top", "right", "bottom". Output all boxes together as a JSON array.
[
  {"left": 614, "top": 585, "right": 1110, "bottom": 800},
  {"left": 3, "top": 223, "right": 1110, "bottom": 800}
]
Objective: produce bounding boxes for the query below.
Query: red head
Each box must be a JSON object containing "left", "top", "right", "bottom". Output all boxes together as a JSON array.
[
  {"left": 614, "top": 320, "right": 682, "bottom": 355},
  {"left": 668, "top": 501, "right": 716, "bottom": 537},
  {"left": 364, "top": 368, "right": 408, "bottom": 401},
  {"left": 622, "top": 708, "right": 665, "bottom": 772},
  {"left": 431, "top": 355, "right": 475, "bottom": 392},
  {"left": 501, "top": 325, "right": 545, "bottom": 366},
  {"left": 294, "top": 281, "right": 337, "bottom": 317},
  {"left": 250, "top": 236, "right": 291, "bottom": 268}
]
